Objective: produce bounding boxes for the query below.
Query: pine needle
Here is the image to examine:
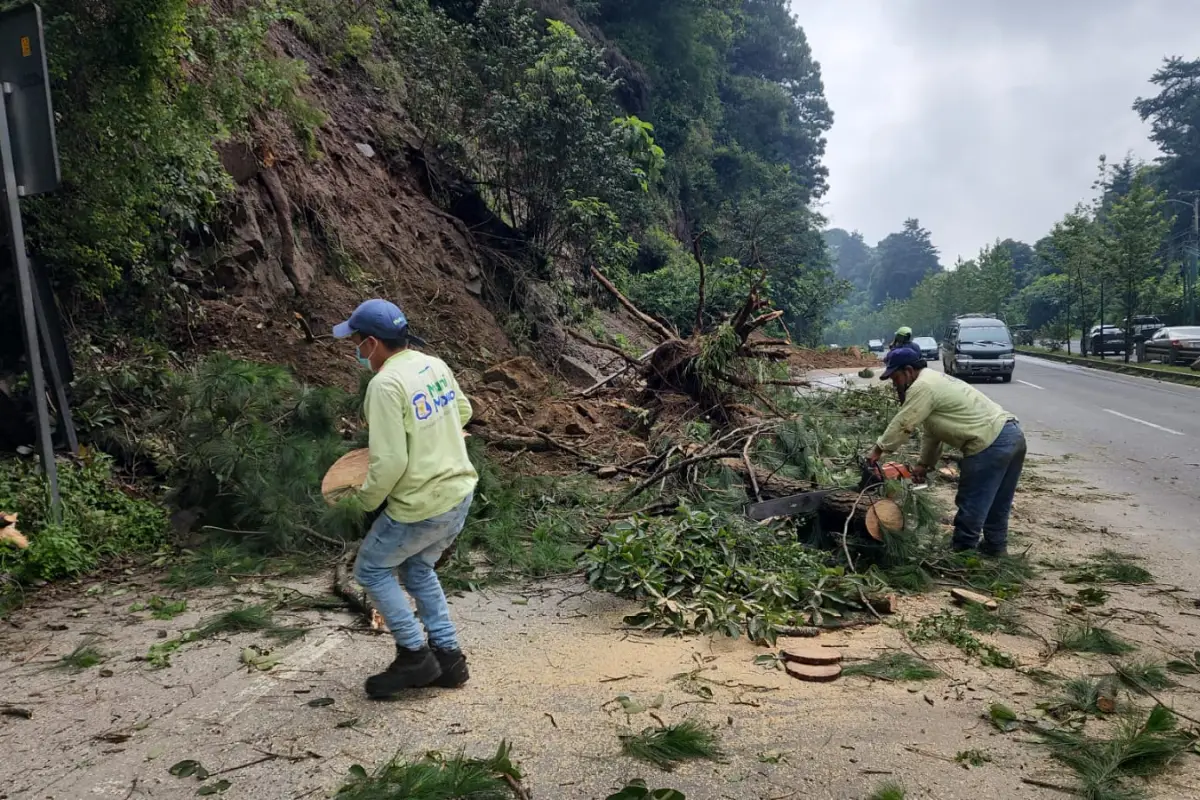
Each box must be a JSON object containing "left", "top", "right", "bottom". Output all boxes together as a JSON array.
[
  {"left": 865, "top": 781, "right": 906, "bottom": 800},
  {"left": 1058, "top": 676, "right": 1120, "bottom": 716},
  {"left": 58, "top": 642, "right": 106, "bottom": 671},
  {"left": 194, "top": 605, "right": 307, "bottom": 642},
  {"left": 1039, "top": 705, "right": 1196, "bottom": 800},
  {"left": 1114, "top": 660, "right": 1175, "bottom": 693},
  {"left": 620, "top": 720, "right": 722, "bottom": 770},
  {"left": 843, "top": 652, "right": 942, "bottom": 681},
  {"left": 1057, "top": 623, "right": 1137, "bottom": 655},
  {"left": 335, "top": 741, "right": 522, "bottom": 799}
]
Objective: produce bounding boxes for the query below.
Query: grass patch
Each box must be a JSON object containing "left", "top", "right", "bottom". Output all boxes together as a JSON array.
[
  {"left": 1056, "top": 623, "right": 1137, "bottom": 655},
  {"left": 926, "top": 551, "right": 1036, "bottom": 598},
  {"left": 1076, "top": 587, "right": 1110, "bottom": 607},
  {"left": 334, "top": 741, "right": 522, "bottom": 799},
  {"left": 194, "top": 604, "right": 307, "bottom": 642},
  {"left": 620, "top": 721, "right": 722, "bottom": 771},
  {"left": 842, "top": 652, "right": 942, "bottom": 681},
  {"left": 58, "top": 642, "right": 106, "bottom": 671},
  {"left": 1039, "top": 705, "right": 1197, "bottom": 800},
  {"left": 865, "top": 782, "right": 906, "bottom": 800}
]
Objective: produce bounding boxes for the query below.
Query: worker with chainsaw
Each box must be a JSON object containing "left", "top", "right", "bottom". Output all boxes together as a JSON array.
[
  {"left": 334, "top": 298, "right": 477, "bottom": 699},
  {"left": 868, "top": 346, "right": 1026, "bottom": 557}
]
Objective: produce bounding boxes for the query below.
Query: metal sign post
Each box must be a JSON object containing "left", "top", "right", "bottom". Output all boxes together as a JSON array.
[{"left": 0, "top": 4, "right": 67, "bottom": 519}]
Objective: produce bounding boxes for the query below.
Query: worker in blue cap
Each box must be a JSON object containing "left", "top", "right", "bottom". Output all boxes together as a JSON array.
[
  {"left": 333, "top": 299, "right": 476, "bottom": 698},
  {"left": 868, "top": 347, "right": 1025, "bottom": 558}
]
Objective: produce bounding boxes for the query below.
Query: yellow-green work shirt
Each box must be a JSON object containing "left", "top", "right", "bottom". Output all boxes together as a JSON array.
[
  {"left": 358, "top": 350, "right": 477, "bottom": 523},
  {"left": 875, "top": 369, "right": 1015, "bottom": 468}
]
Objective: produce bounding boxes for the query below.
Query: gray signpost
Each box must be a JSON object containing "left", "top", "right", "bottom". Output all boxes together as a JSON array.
[{"left": 0, "top": 4, "right": 73, "bottom": 519}]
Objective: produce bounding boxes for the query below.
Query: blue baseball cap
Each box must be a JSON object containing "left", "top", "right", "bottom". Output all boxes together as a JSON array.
[
  {"left": 880, "top": 345, "right": 922, "bottom": 379},
  {"left": 333, "top": 299, "right": 425, "bottom": 345}
]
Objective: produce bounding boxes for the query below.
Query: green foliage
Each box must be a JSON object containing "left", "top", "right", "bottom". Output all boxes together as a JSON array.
[
  {"left": 869, "top": 218, "right": 942, "bottom": 305},
  {"left": 1114, "top": 660, "right": 1175, "bottom": 693},
  {"left": 1039, "top": 705, "right": 1196, "bottom": 800},
  {"left": 606, "top": 782, "right": 686, "bottom": 800},
  {"left": 1063, "top": 552, "right": 1154, "bottom": 585},
  {"left": 0, "top": 453, "right": 168, "bottom": 589},
  {"left": 30, "top": 0, "right": 319, "bottom": 301},
  {"left": 910, "top": 611, "right": 1017, "bottom": 668},
  {"left": 619, "top": 721, "right": 721, "bottom": 771},
  {"left": 59, "top": 642, "right": 107, "bottom": 671},
  {"left": 955, "top": 749, "right": 992, "bottom": 768},
  {"left": 1056, "top": 676, "right": 1121, "bottom": 717},
  {"left": 1056, "top": 623, "right": 1137, "bottom": 656},
  {"left": 442, "top": 441, "right": 602, "bottom": 588},
  {"left": 841, "top": 652, "right": 942, "bottom": 681},
  {"left": 335, "top": 741, "right": 523, "bottom": 799},
  {"left": 865, "top": 782, "right": 906, "bottom": 800},
  {"left": 587, "top": 506, "right": 882, "bottom": 642},
  {"left": 132, "top": 596, "right": 189, "bottom": 620},
  {"left": 193, "top": 604, "right": 307, "bottom": 642},
  {"left": 167, "top": 354, "right": 363, "bottom": 552}
]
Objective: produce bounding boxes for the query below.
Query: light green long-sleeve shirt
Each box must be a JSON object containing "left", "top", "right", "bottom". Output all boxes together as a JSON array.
[
  {"left": 875, "top": 369, "right": 1015, "bottom": 468},
  {"left": 358, "top": 350, "right": 478, "bottom": 523}
]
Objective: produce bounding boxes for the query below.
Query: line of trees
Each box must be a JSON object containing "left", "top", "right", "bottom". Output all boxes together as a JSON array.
[{"left": 825, "top": 56, "right": 1200, "bottom": 359}]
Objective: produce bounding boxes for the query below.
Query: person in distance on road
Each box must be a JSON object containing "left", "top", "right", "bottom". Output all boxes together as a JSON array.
[
  {"left": 333, "top": 298, "right": 477, "bottom": 699},
  {"left": 889, "top": 326, "right": 915, "bottom": 351},
  {"left": 867, "top": 346, "right": 1026, "bottom": 558}
]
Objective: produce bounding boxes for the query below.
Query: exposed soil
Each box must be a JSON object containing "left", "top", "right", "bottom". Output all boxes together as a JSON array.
[{"left": 5, "top": 442, "right": 1200, "bottom": 800}]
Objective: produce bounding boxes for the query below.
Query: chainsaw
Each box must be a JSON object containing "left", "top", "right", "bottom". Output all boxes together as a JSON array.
[{"left": 745, "top": 458, "right": 926, "bottom": 521}]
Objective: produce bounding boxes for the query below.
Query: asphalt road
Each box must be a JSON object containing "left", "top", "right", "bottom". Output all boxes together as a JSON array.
[{"left": 957, "top": 355, "right": 1200, "bottom": 556}]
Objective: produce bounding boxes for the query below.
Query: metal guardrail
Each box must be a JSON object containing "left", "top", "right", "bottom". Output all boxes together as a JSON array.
[{"left": 1015, "top": 348, "right": 1200, "bottom": 387}]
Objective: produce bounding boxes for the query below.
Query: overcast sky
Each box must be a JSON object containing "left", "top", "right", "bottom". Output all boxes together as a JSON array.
[{"left": 796, "top": 0, "right": 1200, "bottom": 263}]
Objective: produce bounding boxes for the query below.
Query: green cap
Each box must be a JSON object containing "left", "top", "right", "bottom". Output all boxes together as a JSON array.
[{"left": 896, "top": 326, "right": 912, "bottom": 336}]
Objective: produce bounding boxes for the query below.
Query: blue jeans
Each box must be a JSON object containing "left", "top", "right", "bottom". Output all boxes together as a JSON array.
[
  {"left": 952, "top": 421, "right": 1026, "bottom": 553},
  {"left": 353, "top": 493, "right": 473, "bottom": 651}
]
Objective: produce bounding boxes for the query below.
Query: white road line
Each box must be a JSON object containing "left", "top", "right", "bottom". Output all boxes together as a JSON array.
[
  {"left": 1103, "top": 408, "right": 1186, "bottom": 436},
  {"left": 1016, "top": 379, "right": 1045, "bottom": 390}
]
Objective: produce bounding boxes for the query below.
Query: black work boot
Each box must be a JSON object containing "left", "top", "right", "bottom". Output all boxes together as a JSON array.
[
  {"left": 429, "top": 647, "right": 469, "bottom": 689},
  {"left": 365, "top": 645, "right": 442, "bottom": 699}
]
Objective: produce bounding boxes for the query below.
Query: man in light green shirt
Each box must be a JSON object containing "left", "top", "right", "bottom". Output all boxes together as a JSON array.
[
  {"left": 334, "top": 299, "right": 477, "bottom": 698},
  {"left": 868, "top": 346, "right": 1026, "bottom": 557}
]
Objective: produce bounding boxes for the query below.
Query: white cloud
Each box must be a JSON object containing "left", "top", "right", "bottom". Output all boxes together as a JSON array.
[{"left": 795, "top": 0, "right": 1200, "bottom": 261}]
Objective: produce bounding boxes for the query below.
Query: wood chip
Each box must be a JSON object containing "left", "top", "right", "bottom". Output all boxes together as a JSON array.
[
  {"left": 321, "top": 449, "right": 370, "bottom": 505},
  {"left": 784, "top": 662, "right": 842, "bottom": 682},
  {"left": 865, "top": 498, "right": 903, "bottom": 541},
  {"left": 781, "top": 646, "right": 843, "bottom": 666},
  {"left": 950, "top": 588, "right": 999, "bottom": 611}
]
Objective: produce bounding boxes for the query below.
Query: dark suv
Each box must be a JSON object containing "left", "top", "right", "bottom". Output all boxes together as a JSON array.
[{"left": 941, "top": 315, "right": 1016, "bottom": 382}]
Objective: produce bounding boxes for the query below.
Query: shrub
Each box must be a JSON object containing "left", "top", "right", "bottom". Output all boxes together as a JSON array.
[
  {"left": 0, "top": 452, "right": 168, "bottom": 587},
  {"left": 167, "top": 353, "right": 364, "bottom": 552}
]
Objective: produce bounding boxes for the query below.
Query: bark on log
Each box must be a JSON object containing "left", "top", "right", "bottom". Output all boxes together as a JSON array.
[{"left": 258, "top": 168, "right": 304, "bottom": 295}]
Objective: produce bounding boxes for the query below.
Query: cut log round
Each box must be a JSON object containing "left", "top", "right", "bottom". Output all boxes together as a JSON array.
[
  {"left": 322, "top": 449, "right": 370, "bottom": 505},
  {"left": 781, "top": 646, "right": 843, "bottom": 666},
  {"left": 785, "top": 662, "right": 842, "bottom": 682},
  {"left": 865, "top": 498, "right": 904, "bottom": 541}
]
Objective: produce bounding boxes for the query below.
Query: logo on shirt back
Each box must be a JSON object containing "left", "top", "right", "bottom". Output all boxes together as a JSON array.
[{"left": 411, "top": 374, "right": 456, "bottom": 421}]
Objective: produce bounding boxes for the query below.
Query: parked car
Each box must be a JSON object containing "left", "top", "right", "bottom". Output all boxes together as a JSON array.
[
  {"left": 1143, "top": 326, "right": 1200, "bottom": 365},
  {"left": 1122, "top": 315, "right": 1163, "bottom": 343},
  {"left": 867, "top": 339, "right": 886, "bottom": 355},
  {"left": 913, "top": 336, "right": 938, "bottom": 360},
  {"left": 941, "top": 316, "right": 1016, "bottom": 382},
  {"left": 1089, "top": 325, "right": 1125, "bottom": 355}
]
